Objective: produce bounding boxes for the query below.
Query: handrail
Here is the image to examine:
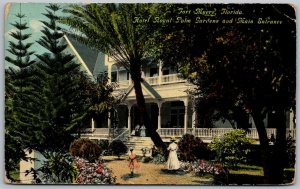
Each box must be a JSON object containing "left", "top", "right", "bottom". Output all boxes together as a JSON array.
[{"left": 111, "top": 129, "right": 130, "bottom": 142}]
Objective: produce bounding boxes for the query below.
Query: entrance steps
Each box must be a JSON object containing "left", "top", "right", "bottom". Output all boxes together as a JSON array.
[{"left": 125, "top": 136, "right": 154, "bottom": 157}]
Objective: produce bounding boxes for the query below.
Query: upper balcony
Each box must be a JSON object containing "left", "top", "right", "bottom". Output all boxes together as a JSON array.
[{"left": 115, "top": 73, "right": 186, "bottom": 89}]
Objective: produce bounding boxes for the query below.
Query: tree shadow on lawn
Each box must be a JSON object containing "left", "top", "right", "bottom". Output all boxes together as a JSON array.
[
  {"left": 191, "top": 179, "right": 214, "bottom": 185},
  {"left": 228, "top": 174, "right": 264, "bottom": 185},
  {"left": 102, "top": 157, "right": 127, "bottom": 162},
  {"left": 160, "top": 169, "right": 186, "bottom": 176},
  {"left": 121, "top": 173, "right": 142, "bottom": 181},
  {"left": 229, "top": 169, "right": 295, "bottom": 185}
]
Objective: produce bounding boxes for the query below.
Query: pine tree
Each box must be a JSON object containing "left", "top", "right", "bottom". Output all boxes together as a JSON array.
[
  {"left": 5, "top": 8, "right": 38, "bottom": 180},
  {"left": 35, "top": 4, "right": 89, "bottom": 151}
]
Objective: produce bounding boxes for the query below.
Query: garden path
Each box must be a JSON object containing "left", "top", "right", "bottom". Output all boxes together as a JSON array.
[{"left": 103, "top": 156, "right": 214, "bottom": 185}]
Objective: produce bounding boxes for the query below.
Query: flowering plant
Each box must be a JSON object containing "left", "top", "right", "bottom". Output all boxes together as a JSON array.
[
  {"left": 193, "top": 160, "right": 227, "bottom": 176},
  {"left": 74, "top": 157, "right": 116, "bottom": 184},
  {"left": 141, "top": 147, "right": 150, "bottom": 157},
  {"left": 180, "top": 160, "right": 228, "bottom": 184}
]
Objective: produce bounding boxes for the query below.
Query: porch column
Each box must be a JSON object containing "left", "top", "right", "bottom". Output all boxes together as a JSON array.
[
  {"left": 108, "top": 111, "right": 111, "bottom": 129},
  {"left": 158, "top": 60, "right": 163, "bottom": 85},
  {"left": 107, "top": 64, "right": 112, "bottom": 83},
  {"left": 192, "top": 106, "right": 196, "bottom": 135},
  {"left": 117, "top": 66, "right": 120, "bottom": 82},
  {"left": 157, "top": 101, "right": 162, "bottom": 130},
  {"left": 128, "top": 105, "right": 132, "bottom": 131},
  {"left": 289, "top": 108, "right": 295, "bottom": 130},
  {"left": 184, "top": 99, "right": 188, "bottom": 134},
  {"left": 91, "top": 118, "right": 95, "bottom": 131}
]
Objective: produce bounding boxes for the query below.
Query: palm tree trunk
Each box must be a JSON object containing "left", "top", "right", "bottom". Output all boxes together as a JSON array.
[{"left": 130, "top": 61, "right": 166, "bottom": 150}]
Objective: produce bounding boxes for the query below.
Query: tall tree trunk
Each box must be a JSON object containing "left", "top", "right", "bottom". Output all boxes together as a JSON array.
[
  {"left": 271, "top": 108, "right": 287, "bottom": 184},
  {"left": 130, "top": 61, "right": 166, "bottom": 151},
  {"left": 251, "top": 109, "right": 272, "bottom": 184},
  {"left": 252, "top": 107, "right": 288, "bottom": 184}
]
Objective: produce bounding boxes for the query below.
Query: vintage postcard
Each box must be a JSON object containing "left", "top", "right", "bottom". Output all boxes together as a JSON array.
[{"left": 4, "top": 3, "right": 296, "bottom": 185}]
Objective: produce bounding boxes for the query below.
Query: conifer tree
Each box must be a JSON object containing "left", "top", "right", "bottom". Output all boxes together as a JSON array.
[
  {"left": 5, "top": 8, "right": 37, "bottom": 180},
  {"left": 35, "top": 4, "right": 89, "bottom": 151}
]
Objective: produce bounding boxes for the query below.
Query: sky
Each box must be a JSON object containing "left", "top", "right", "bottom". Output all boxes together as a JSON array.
[{"left": 4, "top": 3, "right": 72, "bottom": 68}]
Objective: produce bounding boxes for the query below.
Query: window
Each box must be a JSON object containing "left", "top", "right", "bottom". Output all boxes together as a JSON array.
[
  {"left": 171, "top": 109, "right": 184, "bottom": 128},
  {"left": 162, "top": 69, "right": 169, "bottom": 75},
  {"left": 111, "top": 72, "right": 117, "bottom": 82},
  {"left": 127, "top": 72, "right": 130, "bottom": 80},
  {"left": 150, "top": 68, "right": 158, "bottom": 77}
]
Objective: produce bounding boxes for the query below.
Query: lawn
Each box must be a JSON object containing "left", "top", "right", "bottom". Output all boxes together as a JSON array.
[{"left": 228, "top": 164, "right": 295, "bottom": 185}]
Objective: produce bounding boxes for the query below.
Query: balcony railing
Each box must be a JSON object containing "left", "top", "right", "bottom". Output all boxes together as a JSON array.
[
  {"left": 116, "top": 73, "right": 185, "bottom": 89},
  {"left": 161, "top": 74, "right": 185, "bottom": 84},
  {"left": 144, "top": 76, "right": 159, "bottom": 85}
]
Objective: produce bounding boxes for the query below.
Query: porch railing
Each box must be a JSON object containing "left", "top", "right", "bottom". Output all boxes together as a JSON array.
[
  {"left": 156, "top": 128, "right": 185, "bottom": 137},
  {"left": 80, "top": 127, "right": 295, "bottom": 141},
  {"left": 118, "top": 80, "right": 131, "bottom": 89},
  {"left": 157, "top": 128, "right": 296, "bottom": 140},
  {"left": 80, "top": 128, "right": 127, "bottom": 139}
]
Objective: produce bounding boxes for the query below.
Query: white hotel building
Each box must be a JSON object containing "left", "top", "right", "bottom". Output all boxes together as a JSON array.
[{"left": 64, "top": 35, "right": 296, "bottom": 143}]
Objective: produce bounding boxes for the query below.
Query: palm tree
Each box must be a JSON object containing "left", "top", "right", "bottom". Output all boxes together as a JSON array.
[{"left": 61, "top": 4, "right": 166, "bottom": 150}]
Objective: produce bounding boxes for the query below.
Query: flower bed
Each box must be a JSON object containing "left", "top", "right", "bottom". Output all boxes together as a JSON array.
[
  {"left": 74, "top": 157, "right": 116, "bottom": 184},
  {"left": 180, "top": 160, "right": 229, "bottom": 184}
]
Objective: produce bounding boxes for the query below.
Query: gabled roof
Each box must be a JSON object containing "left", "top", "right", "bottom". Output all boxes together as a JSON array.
[
  {"left": 122, "top": 80, "right": 161, "bottom": 101},
  {"left": 63, "top": 34, "right": 105, "bottom": 79}
]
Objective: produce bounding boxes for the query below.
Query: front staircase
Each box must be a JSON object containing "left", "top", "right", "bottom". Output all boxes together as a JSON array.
[{"left": 125, "top": 136, "right": 154, "bottom": 157}]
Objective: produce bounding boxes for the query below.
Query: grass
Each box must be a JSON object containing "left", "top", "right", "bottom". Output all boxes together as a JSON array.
[
  {"left": 228, "top": 164, "right": 264, "bottom": 185},
  {"left": 10, "top": 170, "right": 20, "bottom": 181},
  {"left": 227, "top": 164, "right": 295, "bottom": 185},
  {"left": 229, "top": 164, "right": 264, "bottom": 176}
]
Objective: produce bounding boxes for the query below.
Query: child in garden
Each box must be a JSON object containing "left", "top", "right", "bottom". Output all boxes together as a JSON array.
[{"left": 128, "top": 148, "right": 140, "bottom": 177}]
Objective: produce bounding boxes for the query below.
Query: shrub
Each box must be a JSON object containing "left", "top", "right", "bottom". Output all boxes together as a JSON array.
[
  {"left": 151, "top": 153, "right": 166, "bottom": 164},
  {"left": 74, "top": 157, "right": 116, "bottom": 184},
  {"left": 151, "top": 146, "right": 167, "bottom": 164},
  {"left": 97, "top": 140, "right": 110, "bottom": 155},
  {"left": 34, "top": 151, "right": 77, "bottom": 184},
  {"left": 285, "top": 134, "right": 296, "bottom": 168},
  {"left": 141, "top": 156, "right": 152, "bottom": 163},
  {"left": 208, "top": 129, "right": 253, "bottom": 168},
  {"left": 178, "top": 134, "right": 210, "bottom": 161},
  {"left": 70, "top": 138, "right": 102, "bottom": 162},
  {"left": 108, "top": 140, "right": 128, "bottom": 159}
]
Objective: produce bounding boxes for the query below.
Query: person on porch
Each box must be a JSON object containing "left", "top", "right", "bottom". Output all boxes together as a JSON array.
[
  {"left": 134, "top": 124, "right": 140, "bottom": 136},
  {"left": 140, "top": 125, "right": 146, "bottom": 137}
]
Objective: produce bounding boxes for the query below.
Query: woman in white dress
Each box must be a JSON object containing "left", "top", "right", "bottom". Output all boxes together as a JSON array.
[{"left": 166, "top": 137, "right": 180, "bottom": 170}]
